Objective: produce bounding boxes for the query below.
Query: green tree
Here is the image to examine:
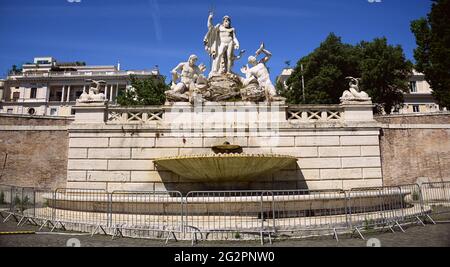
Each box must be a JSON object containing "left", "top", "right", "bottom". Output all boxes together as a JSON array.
[
  {"left": 411, "top": 0, "right": 450, "bottom": 109},
  {"left": 285, "top": 34, "right": 412, "bottom": 114},
  {"left": 358, "top": 38, "right": 413, "bottom": 114},
  {"left": 286, "top": 33, "right": 360, "bottom": 104},
  {"left": 116, "top": 75, "right": 168, "bottom": 106}
]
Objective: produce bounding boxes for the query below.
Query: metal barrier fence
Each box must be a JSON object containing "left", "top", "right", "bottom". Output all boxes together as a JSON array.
[
  {"left": 270, "top": 190, "right": 347, "bottom": 239},
  {"left": 1, "top": 182, "right": 449, "bottom": 243},
  {"left": 110, "top": 191, "right": 183, "bottom": 242},
  {"left": 346, "top": 186, "right": 405, "bottom": 238},
  {"left": 184, "top": 191, "right": 273, "bottom": 244},
  {"left": 420, "top": 182, "right": 450, "bottom": 223}
]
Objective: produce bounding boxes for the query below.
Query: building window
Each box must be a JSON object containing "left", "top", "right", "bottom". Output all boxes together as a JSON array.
[
  {"left": 71, "top": 109, "right": 76, "bottom": 115},
  {"left": 12, "top": 92, "right": 20, "bottom": 102},
  {"left": 7, "top": 108, "right": 13, "bottom": 114},
  {"left": 413, "top": 105, "right": 420, "bottom": 113},
  {"left": 50, "top": 108, "right": 57, "bottom": 116},
  {"left": 49, "top": 90, "right": 62, "bottom": 102},
  {"left": 28, "top": 108, "right": 36, "bottom": 115},
  {"left": 30, "top": 88, "right": 37, "bottom": 99},
  {"left": 410, "top": 81, "right": 418, "bottom": 93}
]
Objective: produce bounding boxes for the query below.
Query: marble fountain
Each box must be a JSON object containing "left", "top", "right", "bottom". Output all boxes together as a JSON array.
[{"left": 35, "top": 11, "right": 426, "bottom": 240}]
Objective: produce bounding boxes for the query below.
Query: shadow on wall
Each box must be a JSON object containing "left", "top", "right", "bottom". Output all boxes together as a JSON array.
[{"left": 156, "top": 165, "right": 309, "bottom": 195}]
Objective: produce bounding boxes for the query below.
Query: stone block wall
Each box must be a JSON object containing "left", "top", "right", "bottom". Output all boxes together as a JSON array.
[
  {"left": 66, "top": 124, "right": 383, "bottom": 193},
  {"left": 377, "top": 113, "right": 450, "bottom": 186},
  {"left": 0, "top": 127, "right": 68, "bottom": 189}
]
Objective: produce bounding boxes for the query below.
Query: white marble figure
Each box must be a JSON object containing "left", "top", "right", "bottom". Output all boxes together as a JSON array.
[
  {"left": 340, "top": 77, "right": 370, "bottom": 102},
  {"left": 166, "top": 55, "right": 207, "bottom": 102},
  {"left": 240, "top": 43, "right": 278, "bottom": 100},
  {"left": 78, "top": 80, "right": 106, "bottom": 102},
  {"left": 204, "top": 12, "right": 240, "bottom": 77}
]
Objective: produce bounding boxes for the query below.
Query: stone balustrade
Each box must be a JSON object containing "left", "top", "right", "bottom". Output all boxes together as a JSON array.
[
  {"left": 74, "top": 102, "right": 374, "bottom": 125},
  {"left": 107, "top": 107, "right": 164, "bottom": 124},
  {"left": 287, "top": 105, "right": 343, "bottom": 123}
]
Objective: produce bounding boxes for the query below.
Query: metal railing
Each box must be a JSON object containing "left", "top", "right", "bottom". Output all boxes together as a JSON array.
[
  {"left": 1, "top": 181, "right": 449, "bottom": 243},
  {"left": 420, "top": 182, "right": 450, "bottom": 223}
]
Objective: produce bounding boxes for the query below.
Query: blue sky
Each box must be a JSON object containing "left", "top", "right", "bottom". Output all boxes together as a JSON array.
[{"left": 0, "top": 0, "right": 432, "bottom": 81}]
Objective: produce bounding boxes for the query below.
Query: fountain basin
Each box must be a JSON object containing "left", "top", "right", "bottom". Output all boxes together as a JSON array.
[{"left": 154, "top": 154, "right": 297, "bottom": 182}]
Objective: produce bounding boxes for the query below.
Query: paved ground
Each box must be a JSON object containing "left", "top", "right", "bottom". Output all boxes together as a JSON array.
[{"left": 0, "top": 218, "right": 449, "bottom": 247}]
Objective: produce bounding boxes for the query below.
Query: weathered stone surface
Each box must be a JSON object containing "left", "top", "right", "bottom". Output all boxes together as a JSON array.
[
  {"left": 132, "top": 148, "right": 179, "bottom": 159},
  {"left": 340, "top": 136, "right": 379, "bottom": 146},
  {"left": 375, "top": 113, "right": 450, "bottom": 124},
  {"left": 271, "top": 147, "right": 318, "bottom": 158},
  {"left": 109, "top": 138, "right": 155, "bottom": 148},
  {"left": 318, "top": 147, "right": 361, "bottom": 157},
  {"left": 108, "top": 160, "right": 154, "bottom": 171},
  {"left": 240, "top": 82, "right": 265, "bottom": 102},
  {"left": 199, "top": 74, "right": 242, "bottom": 102},
  {"left": 88, "top": 148, "right": 131, "bottom": 159},
  {"left": 248, "top": 137, "right": 294, "bottom": 147},
  {"left": 68, "top": 160, "right": 108, "bottom": 170},
  {"left": 342, "top": 157, "right": 381, "bottom": 168},
  {"left": 155, "top": 138, "right": 203, "bottom": 148},
  {"left": 297, "top": 158, "right": 341, "bottom": 169},
  {"left": 0, "top": 114, "right": 73, "bottom": 126},
  {"left": 381, "top": 128, "right": 450, "bottom": 185},
  {"left": 363, "top": 168, "right": 383, "bottom": 179},
  {"left": 295, "top": 136, "right": 340, "bottom": 147},
  {"left": 67, "top": 171, "right": 87, "bottom": 182},
  {"left": 87, "top": 171, "right": 130, "bottom": 182},
  {"left": 69, "top": 138, "right": 109, "bottom": 148},
  {"left": 320, "top": 168, "right": 362, "bottom": 180},
  {"left": 68, "top": 149, "right": 88, "bottom": 159},
  {"left": 361, "top": 146, "right": 381, "bottom": 156},
  {"left": 0, "top": 130, "right": 68, "bottom": 189}
]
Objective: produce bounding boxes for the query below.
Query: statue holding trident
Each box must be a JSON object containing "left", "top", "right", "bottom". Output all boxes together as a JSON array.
[{"left": 204, "top": 11, "right": 240, "bottom": 77}]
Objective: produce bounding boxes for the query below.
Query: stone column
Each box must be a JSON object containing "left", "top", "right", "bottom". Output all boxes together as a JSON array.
[
  {"left": 66, "top": 85, "right": 71, "bottom": 102},
  {"left": 109, "top": 85, "right": 113, "bottom": 102},
  {"left": 61, "top": 85, "right": 65, "bottom": 102}
]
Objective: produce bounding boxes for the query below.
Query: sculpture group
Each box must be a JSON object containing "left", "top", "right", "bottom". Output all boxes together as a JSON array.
[
  {"left": 166, "top": 12, "right": 284, "bottom": 103},
  {"left": 77, "top": 79, "right": 107, "bottom": 103}
]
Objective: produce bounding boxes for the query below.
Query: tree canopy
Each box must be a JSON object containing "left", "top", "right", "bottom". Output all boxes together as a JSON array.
[
  {"left": 411, "top": 0, "right": 450, "bottom": 109},
  {"left": 116, "top": 75, "right": 168, "bottom": 106},
  {"left": 283, "top": 33, "right": 412, "bottom": 114}
]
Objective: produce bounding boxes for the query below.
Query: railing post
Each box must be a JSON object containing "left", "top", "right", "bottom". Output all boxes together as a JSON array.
[
  {"left": 52, "top": 189, "right": 56, "bottom": 221},
  {"left": 345, "top": 190, "right": 353, "bottom": 230}
]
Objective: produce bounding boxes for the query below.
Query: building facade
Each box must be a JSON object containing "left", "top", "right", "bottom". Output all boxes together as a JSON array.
[
  {"left": 400, "top": 70, "right": 442, "bottom": 114},
  {"left": 0, "top": 57, "right": 159, "bottom": 117}
]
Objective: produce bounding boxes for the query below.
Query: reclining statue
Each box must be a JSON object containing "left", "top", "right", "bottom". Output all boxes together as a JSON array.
[
  {"left": 165, "top": 55, "right": 207, "bottom": 102},
  {"left": 78, "top": 79, "right": 106, "bottom": 102},
  {"left": 340, "top": 77, "right": 371, "bottom": 102}
]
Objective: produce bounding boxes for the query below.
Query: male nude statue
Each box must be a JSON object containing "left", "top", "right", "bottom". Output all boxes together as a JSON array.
[
  {"left": 204, "top": 12, "right": 240, "bottom": 76},
  {"left": 240, "top": 43, "right": 278, "bottom": 100},
  {"left": 170, "top": 54, "right": 206, "bottom": 93}
]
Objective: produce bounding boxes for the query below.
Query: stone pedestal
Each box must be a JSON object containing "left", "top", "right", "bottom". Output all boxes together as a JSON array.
[
  {"left": 341, "top": 101, "right": 374, "bottom": 122},
  {"left": 73, "top": 101, "right": 108, "bottom": 124}
]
